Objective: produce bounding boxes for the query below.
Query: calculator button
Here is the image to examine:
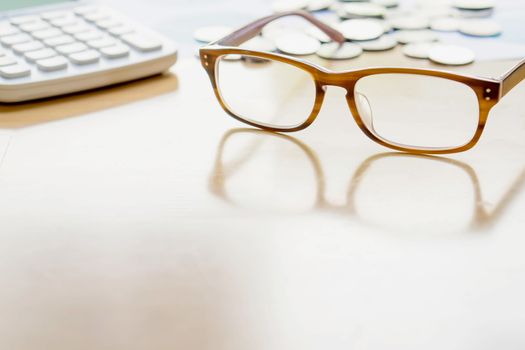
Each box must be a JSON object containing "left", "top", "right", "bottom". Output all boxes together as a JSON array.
[
  {"left": 74, "top": 6, "right": 99, "bottom": 16},
  {"left": 10, "top": 16, "right": 39, "bottom": 25},
  {"left": 19, "top": 21, "right": 51, "bottom": 32},
  {"left": 69, "top": 49, "right": 100, "bottom": 65},
  {"left": 25, "top": 48, "right": 56, "bottom": 62},
  {"left": 74, "top": 30, "right": 103, "bottom": 42},
  {"left": 40, "top": 11, "right": 71, "bottom": 20},
  {"left": 0, "top": 25, "right": 20, "bottom": 37},
  {"left": 96, "top": 19, "right": 122, "bottom": 29},
  {"left": 122, "top": 34, "right": 162, "bottom": 52},
  {"left": 83, "top": 12, "right": 111, "bottom": 22},
  {"left": 12, "top": 41, "right": 44, "bottom": 54},
  {"left": 49, "top": 17, "right": 79, "bottom": 27},
  {"left": 0, "top": 56, "right": 17, "bottom": 67},
  {"left": 108, "top": 25, "right": 134, "bottom": 36},
  {"left": 87, "top": 37, "right": 116, "bottom": 49},
  {"left": 100, "top": 44, "right": 130, "bottom": 58},
  {"left": 62, "top": 24, "right": 91, "bottom": 35},
  {"left": 43, "top": 35, "right": 75, "bottom": 47},
  {"left": 56, "top": 42, "right": 88, "bottom": 55},
  {"left": 37, "top": 56, "right": 68, "bottom": 71},
  {"left": 32, "top": 28, "right": 62, "bottom": 40},
  {"left": 0, "top": 33, "right": 32, "bottom": 47},
  {"left": 0, "top": 64, "right": 31, "bottom": 78}
]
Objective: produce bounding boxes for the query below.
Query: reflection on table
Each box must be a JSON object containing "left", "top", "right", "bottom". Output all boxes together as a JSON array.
[{"left": 210, "top": 128, "right": 525, "bottom": 234}]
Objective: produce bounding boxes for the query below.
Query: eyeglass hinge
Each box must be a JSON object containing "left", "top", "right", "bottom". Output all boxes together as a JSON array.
[{"left": 483, "top": 87, "right": 497, "bottom": 101}]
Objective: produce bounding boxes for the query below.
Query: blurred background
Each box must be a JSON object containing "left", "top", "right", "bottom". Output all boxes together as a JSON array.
[{"left": 105, "top": 0, "right": 525, "bottom": 55}]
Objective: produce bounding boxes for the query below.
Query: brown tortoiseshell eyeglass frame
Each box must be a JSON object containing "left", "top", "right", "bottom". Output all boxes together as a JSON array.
[{"left": 199, "top": 11, "right": 525, "bottom": 154}]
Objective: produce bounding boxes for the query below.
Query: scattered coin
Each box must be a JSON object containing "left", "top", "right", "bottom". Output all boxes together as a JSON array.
[
  {"left": 241, "top": 36, "right": 277, "bottom": 52},
  {"left": 261, "top": 23, "right": 294, "bottom": 41},
  {"left": 383, "top": 8, "right": 410, "bottom": 20},
  {"left": 335, "top": 7, "right": 351, "bottom": 19},
  {"left": 453, "top": 0, "right": 495, "bottom": 11},
  {"left": 342, "top": 3, "right": 387, "bottom": 18},
  {"left": 390, "top": 16, "right": 430, "bottom": 30},
  {"left": 371, "top": 0, "right": 399, "bottom": 8},
  {"left": 193, "top": 26, "right": 233, "bottom": 43},
  {"left": 363, "top": 18, "right": 392, "bottom": 33},
  {"left": 305, "top": 25, "right": 332, "bottom": 43},
  {"left": 196, "top": 0, "right": 502, "bottom": 67},
  {"left": 307, "top": 0, "right": 334, "bottom": 12},
  {"left": 430, "top": 17, "right": 460, "bottom": 32},
  {"left": 338, "top": 19, "right": 384, "bottom": 41},
  {"left": 459, "top": 19, "right": 502, "bottom": 37},
  {"left": 316, "top": 42, "right": 363, "bottom": 59},
  {"left": 275, "top": 32, "right": 321, "bottom": 55},
  {"left": 417, "top": 5, "right": 454, "bottom": 19},
  {"left": 402, "top": 42, "right": 436, "bottom": 59},
  {"left": 272, "top": 0, "right": 309, "bottom": 12},
  {"left": 428, "top": 44, "right": 475, "bottom": 65},
  {"left": 395, "top": 30, "right": 438, "bottom": 44},
  {"left": 358, "top": 35, "right": 398, "bottom": 51},
  {"left": 455, "top": 8, "right": 493, "bottom": 18},
  {"left": 378, "top": 19, "right": 393, "bottom": 33}
]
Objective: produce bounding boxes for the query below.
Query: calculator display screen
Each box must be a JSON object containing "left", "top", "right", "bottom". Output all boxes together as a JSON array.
[{"left": 1, "top": 1, "right": 70, "bottom": 12}]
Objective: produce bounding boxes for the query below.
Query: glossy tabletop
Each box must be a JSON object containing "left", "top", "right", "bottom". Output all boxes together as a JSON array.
[{"left": 1, "top": 2, "right": 525, "bottom": 350}]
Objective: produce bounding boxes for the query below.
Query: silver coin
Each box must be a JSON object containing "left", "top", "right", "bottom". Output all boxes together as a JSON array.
[
  {"left": 307, "top": 0, "right": 334, "bottom": 12},
  {"left": 402, "top": 42, "right": 436, "bottom": 59},
  {"left": 428, "top": 44, "right": 475, "bottom": 65},
  {"left": 358, "top": 35, "right": 397, "bottom": 51},
  {"left": 338, "top": 19, "right": 384, "bottom": 41},
  {"left": 455, "top": 8, "right": 493, "bottom": 18},
  {"left": 383, "top": 8, "right": 410, "bottom": 20},
  {"left": 304, "top": 26, "right": 332, "bottom": 43},
  {"left": 459, "top": 19, "right": 502, "bottom": 37},
  {"left": 395, "top": 30, "right": 438, "bottom": 44},
  {"left": 275, "top": 32, "right": 321, "bottom": 55},
  {"left": 193, "top": 26, "right": 233, "bottom": 43},
  {"left": 417, "top": 5, "right": 454, "bottom": 19},
  {"left": 317, "top": 42, "right": 363, "bottom": 59},
  {"left": 272, "top": 0, "right": 309, "bottom": 12},
  {"left": 390, "top": 16, "right": 430, "bottom": 30},
  {"left": 371, "top": 0, "right": 399, "bottom": 8},
  {"left": 453, "top": 0, "right": 495, "bottom": 10},
  {"left": 335, "top": 7, "right": 352, "bottom": 19},
  {"left": 241, "top": 36, "right": 277, "bottom": 52},
  {"left": 430, "top": 17, "right": 460, "bottom": 32},
  {"left": 365, "top": 18, "right": 392, "bottom": 33},
  {"left": 342, "top": 3, "right": 387, "bottom": 18},
  {"left": 261, "top": 23, "right": 294, "bottom": 41}
]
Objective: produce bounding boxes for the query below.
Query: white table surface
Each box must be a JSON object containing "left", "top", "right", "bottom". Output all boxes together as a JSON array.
[{"left": 1, "top": 1, "right": 525, "bottom": 349}]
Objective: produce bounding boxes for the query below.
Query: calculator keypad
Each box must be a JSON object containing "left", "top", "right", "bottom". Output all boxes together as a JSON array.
[
  {"left": 0, "top": 64, "right": 31, "bottom": 78},
  {"left": 0, "top": 6, "right": 164, "bottom": 79},
  {"left": 36, "top": 55, "right": 68, "bottom": 71}
]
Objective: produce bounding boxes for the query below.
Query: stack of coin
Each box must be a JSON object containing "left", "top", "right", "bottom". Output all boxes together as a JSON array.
[{"left": 194, "top": 0, "right": 504, "bottom": 66}]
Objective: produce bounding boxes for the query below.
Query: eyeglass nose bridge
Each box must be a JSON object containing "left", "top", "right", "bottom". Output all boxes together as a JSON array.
[
  {"left": 316, "top": 71, "right": 359, "bottom": 91},
  {"left": 316, "top": 72, "right": 377, "bottom": 138},
  {"left": 316, "top": 71, "right": 361, "bottom": 112}
]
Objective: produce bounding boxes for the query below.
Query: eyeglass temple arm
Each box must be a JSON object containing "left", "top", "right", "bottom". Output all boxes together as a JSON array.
[
  {"left": 500, "top": 58, "right": 525, "bottom": 97},
  {"left": 217, "top": 10, "right": 345, "bottom": 47}
]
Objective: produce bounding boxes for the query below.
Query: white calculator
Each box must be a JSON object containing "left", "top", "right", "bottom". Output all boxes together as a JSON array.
[{"left": 0, "top": 0, "right": 178, "bottom": 102}]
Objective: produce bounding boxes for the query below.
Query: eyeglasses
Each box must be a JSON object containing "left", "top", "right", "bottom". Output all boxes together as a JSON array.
[{"left": 200, "top": 11, "right": 525, "bottom": 155}]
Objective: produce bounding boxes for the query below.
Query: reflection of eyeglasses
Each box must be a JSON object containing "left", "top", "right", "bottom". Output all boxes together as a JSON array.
[
  {"left": 200, "top": 11, "right": 525, "bottom": 154},
  {"left": 210, "top": 128, "right": 525, "bottom": 232}
]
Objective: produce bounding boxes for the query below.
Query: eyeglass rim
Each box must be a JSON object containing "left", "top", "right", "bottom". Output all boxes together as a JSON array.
[{"left": 201, "top": 47, "right": 500, "bottom": 154}]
